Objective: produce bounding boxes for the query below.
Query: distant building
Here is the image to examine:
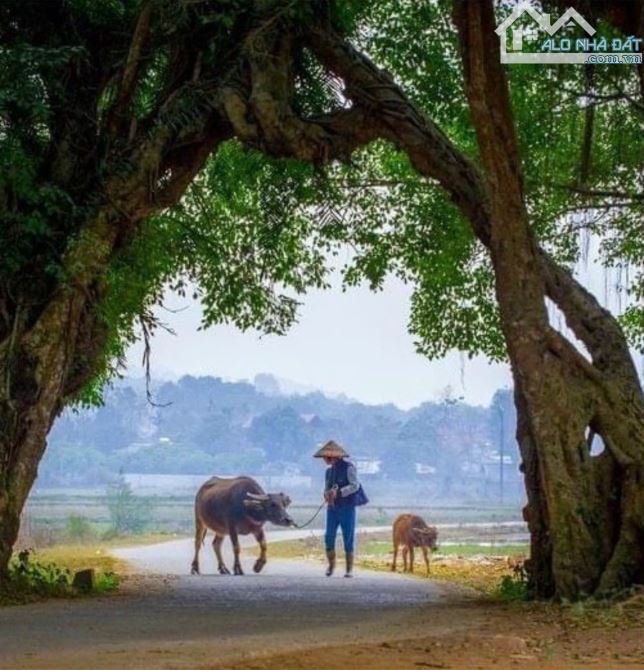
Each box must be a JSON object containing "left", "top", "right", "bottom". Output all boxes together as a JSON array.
[
  {"left": 353, "top": 456, "right": 382, "bottom": 475},
  {"left": 262, "top": 461, "right": 301, "bottom": 476},
  {"left": 415, "top": 463, "right": 437, "bottom": 475},
  {"left": 485, "top": 450, "right": 513, "bottom": 465}
]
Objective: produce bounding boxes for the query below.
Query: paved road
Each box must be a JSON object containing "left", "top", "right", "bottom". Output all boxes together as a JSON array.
[{"left": 0, "top": 529, "right": 468, "bottom": 670}]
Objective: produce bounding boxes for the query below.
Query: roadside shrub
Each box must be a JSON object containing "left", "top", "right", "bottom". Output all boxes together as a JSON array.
[
  {"left": 64, "top": 515, "right": 95, "bottom": 543},
  {"left": 8, "top": 549, "right": 72, "bottom": 597},
  {"left": 1, "top": 550, "right": 120, "bottom": 604},
  {"left": 496, "top": 560, "right": 530, "bottom": 601},
  {"left": 95, "top": 572, "right": 120, "bottom": 592}
]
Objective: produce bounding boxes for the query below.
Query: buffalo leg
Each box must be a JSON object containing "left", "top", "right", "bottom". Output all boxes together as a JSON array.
[
  {"left": 422, "top": 546, "right": 430, "bottom": 575},
  {"left": 191, "top": 517, "right": 207, "bottom": 575},
  {"left": 408, "top": 546, "right": 415, "bottom": 573},
  {"left": 213, "top": 534, "right": 230, "bottom": 575},
  {"left": 253, "top": 528, "right": 267, "bottom": 573},
  {"left": 392, "top": 542, "right": 399, "bottom": 572},
  {"left": 402, "top": 545, "right": 409, "bottom": 572},
  {"left": 230, "top": 528, "right": 244, "bottom": 575}
]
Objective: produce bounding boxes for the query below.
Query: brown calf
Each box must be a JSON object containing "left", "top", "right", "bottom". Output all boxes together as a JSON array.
[{"left": 391, "top": 513, "right": 438, "bottom": 574}]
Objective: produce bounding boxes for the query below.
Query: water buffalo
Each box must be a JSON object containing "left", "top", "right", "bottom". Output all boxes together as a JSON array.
[
  {"left": 191, "top": 476, "right": 294, "bottom": 576},
  {"left": 391, "top": 513, "right": 438, "bottom": 575}
]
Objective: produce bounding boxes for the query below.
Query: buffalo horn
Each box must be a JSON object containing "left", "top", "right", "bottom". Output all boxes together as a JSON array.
[{"left": 246, "top": 492, "right": 270, "bottom": 501}]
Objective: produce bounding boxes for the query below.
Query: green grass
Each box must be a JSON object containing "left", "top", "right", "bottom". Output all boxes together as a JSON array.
[
  {"left": 348, "top": 539, "right": 528, "bottom": 557},
  {"left": 438, "top": 543, "right": 528, "bottom": 556},
  {"left": 260, "top": 536, "right": 527, "bottom": 560}
]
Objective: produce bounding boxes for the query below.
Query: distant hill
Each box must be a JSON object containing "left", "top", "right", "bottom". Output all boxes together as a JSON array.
[{"left": 41, "top": 374, "right": 519, "bottom": 497}]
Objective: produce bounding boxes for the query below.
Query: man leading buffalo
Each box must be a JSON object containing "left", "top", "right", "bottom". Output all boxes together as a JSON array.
[{"left": 314, "top": 440, "right": 368, "bottom": 578}]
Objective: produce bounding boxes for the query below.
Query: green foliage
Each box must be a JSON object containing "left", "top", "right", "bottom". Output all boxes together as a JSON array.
[
  {"left": 327, "top": 0, "right": 644, "bottom": 355},
  {"left": 94, "top": 571, "right": 120, "bottom": 593},
  {"left": 105, "top": 476, "right": 152, "bottom": 534},
  {"left": 9, "top": 549, "right": 72, "bottom": 597},
  {"left": 496, "top": 561, "right": 530, "bottom": 601},
  {"left": 2, "top": 549, "right": 120, "bottom": 602},
  {"left": 2, "top": 0, "right": 642, "bottom": 416},
  {"left": 176, "top": 142, "right": 331, "bottom": 333}
]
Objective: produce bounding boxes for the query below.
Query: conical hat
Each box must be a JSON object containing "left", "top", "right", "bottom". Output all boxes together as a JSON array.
[{"left": 313, "top": 440, "right": 349, "bottom": 458}]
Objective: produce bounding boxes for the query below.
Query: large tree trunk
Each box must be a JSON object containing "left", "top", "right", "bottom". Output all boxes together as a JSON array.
[
  {"left": 0, "top": 74, "right": 228, "bottom": 576},
  {"left": 453, "top": 0, "right": 644, "bottom": 598},
  {"left": 308, "top": 14, "right": 644, "bottom": 597},
  {"left": 0, "top": 216, "right": 116, "bottom": 577}
]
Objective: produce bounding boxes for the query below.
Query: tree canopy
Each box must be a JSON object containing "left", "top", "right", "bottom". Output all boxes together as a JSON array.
[{"left": 1, "top": 0, "right": 641, "bottom": 403}]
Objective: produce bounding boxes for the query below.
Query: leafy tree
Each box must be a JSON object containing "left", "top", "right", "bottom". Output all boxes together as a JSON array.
[
  {"left": 0, "top": 0, "right": 642, "bottom": 599},
  {"left": 64, "top": 514, "right": 95, "bottom": 543},
  {"left": 38, "top": 443, "right": 109, "bottom": 487},
  {"left": 49, "top": 386, "right": 143, "bottom": 452},
  {"left": 249, "top": 406, "right": 311, "bottom": 461},
  {"left": 105, "top": 476, "right": 151, "bottom": 534},
  {"left": 44, "top": 374, "right": 522, "bottom": 485},
  {"left": 110, "top": 443, "right": 216, "bottom": 475}
]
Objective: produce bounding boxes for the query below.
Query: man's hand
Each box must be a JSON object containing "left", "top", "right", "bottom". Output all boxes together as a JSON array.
[{"left": 324, "top": 489, "right": 337, "bottom": 504}]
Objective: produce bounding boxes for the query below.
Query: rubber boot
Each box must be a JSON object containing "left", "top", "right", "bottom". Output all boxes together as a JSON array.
[
  {"left": 325, "top": 550, "right": 336, "bottom": 577},
  {"left": 344, "top": 553, "right": 354, "bottom": 578}
]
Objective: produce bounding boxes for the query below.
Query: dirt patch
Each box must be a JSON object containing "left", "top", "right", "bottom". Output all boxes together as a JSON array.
[{"left": 204, "top": 597, "right": 644, "bottom": 670}]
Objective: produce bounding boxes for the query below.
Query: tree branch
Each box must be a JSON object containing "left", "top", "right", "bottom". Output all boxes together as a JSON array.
[
  {"left": 106, "top": 2, "right": 153, "bottom": 137},
  {"left": 306, "top": 17, "right": 640, "bottom": 385}
]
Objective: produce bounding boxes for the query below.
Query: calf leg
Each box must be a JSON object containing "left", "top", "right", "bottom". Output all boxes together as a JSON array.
[
  {"left": 422, "top": 545, "right": 430, "bottom": 575},
  {"left": 253, "top": 528, "right": 267, "bottom": 573},
  {"left": 191, "top": 517, "right": 207, "bottom": 575},
  {"left": 213, "top": 534, "right": 230, "bottom": 575},
  {"left": 402, "top": 545, "right": 409, "bottom": 572},
  {"left": 230, "top": 528, "right": 244, "bottom": 575},
  {"left": 392, "top": 542, "right": 399, "bottom": 571}
]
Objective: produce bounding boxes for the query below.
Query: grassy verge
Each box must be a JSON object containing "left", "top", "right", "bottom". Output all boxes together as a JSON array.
[
  {"left": 1, "top": 532, "right": 183, "bottom": 606},
  {"left": 33, "top": 544, "right": 128, "bottom": 575},
  {"left": 0, "top": 549, "right": 120, "bottom": 606}
]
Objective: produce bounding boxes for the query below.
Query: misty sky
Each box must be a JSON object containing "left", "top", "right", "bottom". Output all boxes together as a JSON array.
[
  {"left": 126, "top": 274, "right": 512, "bottom": 410},
  {"left": 125, "top": 237, "right": 638, "bottom": 411}
]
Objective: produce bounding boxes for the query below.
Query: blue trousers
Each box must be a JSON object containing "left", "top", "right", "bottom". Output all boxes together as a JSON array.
[{"left": 325, "top": 505, "right": 356, "bottom": 553}]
